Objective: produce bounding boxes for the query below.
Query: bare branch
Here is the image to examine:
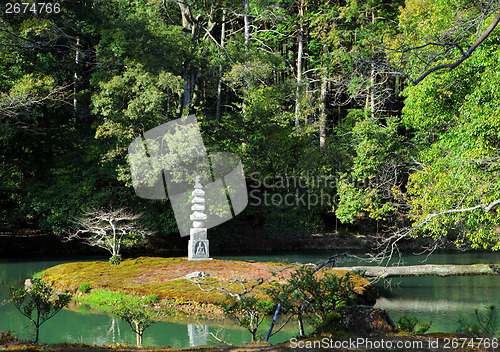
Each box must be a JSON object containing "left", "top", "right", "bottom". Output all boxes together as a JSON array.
[
  {"left": 0, "top": 83, "right": 72, "bottom": 119},
  {"left": 65, "top": 208, "right": 151, "bottom": 257},
  {"left": 409, "top": 10, "right": 500, "bottom": 85}
]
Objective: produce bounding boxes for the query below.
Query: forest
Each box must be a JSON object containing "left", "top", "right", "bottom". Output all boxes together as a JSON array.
[{"left": 1, "top": 0, "right": 500, "bottom": 255}]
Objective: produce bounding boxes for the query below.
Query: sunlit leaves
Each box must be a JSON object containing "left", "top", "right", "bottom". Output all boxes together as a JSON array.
[{"left": 403, "top": 38, "right": 500, "bottom": 250}]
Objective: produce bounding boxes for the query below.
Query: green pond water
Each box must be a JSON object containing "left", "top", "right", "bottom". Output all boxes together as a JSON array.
[{"left": 0, "top": 252, "right": 499, "bottom": 346}]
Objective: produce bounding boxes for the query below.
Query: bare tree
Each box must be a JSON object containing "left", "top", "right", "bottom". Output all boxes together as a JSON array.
[{"left": 66, "top": 208, "right": 150, "bottom": 263}]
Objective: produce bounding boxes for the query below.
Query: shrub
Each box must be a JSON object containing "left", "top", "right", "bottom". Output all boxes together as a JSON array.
[
  {"left": 77, "top": 283, "right": 92, "bottom": 293},
  {"left": 457, "top": 305, "right": 497, "bottom": 337},
  {"left": 219, "top": 296, "right": 274, "bottom": 342},
  {"left": 109, "top": 254, "right": 122, "bottom": 265},
  {"left": 268, "top": 266, "right": 356, "bottom": 333},
  {"left": 113, "top": 298, "right": 171, "bottom": 346},
  {"left": 397, "top": 316, "right": 432, "bottom": 334}
]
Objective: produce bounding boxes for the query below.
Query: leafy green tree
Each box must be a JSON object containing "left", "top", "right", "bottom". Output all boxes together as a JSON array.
[
  {"left": 114, "top": 296, "right": 169, "bottom": 346},
  {"left": 401, "top": 19, "right": 500, "bottom": 250},
  {"left": 336, "top": 116, "right": 410, "bottom": 225},
  {"left": 268, "top": 266, "right": 356, "bottom": 333},
  {"left": 220, "top": 296, "right": 274, "bottom": 342},
  {"left": 9, "top": 279, "right": 72, "bottom": 343}
]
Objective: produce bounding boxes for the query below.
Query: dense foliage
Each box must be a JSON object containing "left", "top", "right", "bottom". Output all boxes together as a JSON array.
[
  {"left": 268, "top": 266, "right": 355, "bottom": 331},
  {"left": 1, "top": 0, "right": 500, "bottom": 251}
]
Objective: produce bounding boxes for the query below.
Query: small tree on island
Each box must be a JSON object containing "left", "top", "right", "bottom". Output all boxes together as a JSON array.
[
  {"left": 9, "top": 279, "right": 72, "bottom": 343},
  {"left": 66, "top": 208, "right": 150, "bottom": 264}
]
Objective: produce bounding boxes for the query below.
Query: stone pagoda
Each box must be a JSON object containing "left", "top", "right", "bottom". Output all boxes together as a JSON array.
[{"left": 188, "top": 176, "right": 212, "bottom": 260}]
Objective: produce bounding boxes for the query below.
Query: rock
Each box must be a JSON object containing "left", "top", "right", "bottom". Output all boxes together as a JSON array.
[
  {"left": 190, "top": 212, "right": 207, "bottom": 221},
  {"left": 354, "top": 286, "right": 377, "bottom": 306},
  {"left": 343, "top": 306, "right": 397, "bottom": 336},
  {"left": 192, "top": 189, "right": 205, "bottom": 196},
  {"left": 185, "top": 271, "right": 209, "bottom": 279},
  {"left": 191, "top": 204, "right": 205, "bottom": 211},
  {"left": 192, "top": 221, "right": 205, "bottom": 228}
]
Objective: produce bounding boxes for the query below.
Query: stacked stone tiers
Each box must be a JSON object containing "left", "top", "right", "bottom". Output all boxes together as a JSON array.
[{"left": 188, "top": 176, "right": 211, "bottom": 260}]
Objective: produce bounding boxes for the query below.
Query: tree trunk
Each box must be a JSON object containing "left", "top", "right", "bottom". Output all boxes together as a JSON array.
[
  {"left": 370, "top": 62, "right": 375, "bottom": 120},
  {"left": 182, "top": 72, "right": 195, "bottom": 111},
  {"left": 135, "top": 322, "right": 142, "bottom": 346},
  {"left": 335, "top": 264, "right": 500, "bottom": 279},
  {"left": 369, "top": 11, "right": 376, "bottom": 120},
  {"left": 178, "top": 1, "right": 192, "bottom": 31},
  {"left": 177, "top": 1, "right": 197, "bottom": 112},
  {"left": 242, "top": 0, "right": 250, "bottom": 112},
  {"left": 319, "top": 70, "right": 327, "bottom": 148},
  {"left": 294, "top": 0, "right": 304, "bottom": 128},
  {"left": 35, "top": 318, "right": 40, "bottom": 343},
  {"left": 73, "top": 36, "right": 80, "bottom": 124},
  {"left": 297, "top": 313, "right": 305, "bottom": 337},
  {"left": 216, "top": 9, "right": 226, "bottom": 121}
]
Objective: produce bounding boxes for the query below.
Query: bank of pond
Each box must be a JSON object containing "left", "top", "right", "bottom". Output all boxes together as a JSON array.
[{"left": 0, "top": 252, "right": 499, "bottom": 347}]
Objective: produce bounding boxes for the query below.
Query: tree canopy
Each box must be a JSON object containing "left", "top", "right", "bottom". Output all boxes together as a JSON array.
[{"left": 1, "top": 0, "right": 500, "bottom": 252}]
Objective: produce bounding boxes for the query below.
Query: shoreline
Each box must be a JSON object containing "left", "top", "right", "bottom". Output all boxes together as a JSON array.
[
  {"left": 1, "top": 332, "right": 496, "bottom": 351},
  {"left": 0, "top": 230, "right": 489, "bottom": 259}
]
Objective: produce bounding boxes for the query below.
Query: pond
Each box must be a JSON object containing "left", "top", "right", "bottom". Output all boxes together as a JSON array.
[
  {"left": 0, "top": 252, "right": 499, "bottom": 346},
  {"left": 225, "top": 252, "right": 500, "bottom": 335}
]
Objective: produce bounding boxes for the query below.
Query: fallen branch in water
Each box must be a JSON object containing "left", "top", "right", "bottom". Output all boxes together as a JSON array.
[{"left": 335, "top": 264, "right": 500, "bottom": 279}]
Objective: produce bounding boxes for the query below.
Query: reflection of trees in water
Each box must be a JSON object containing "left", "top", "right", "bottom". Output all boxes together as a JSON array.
[
  {"left": 376, "top": 298, "right": 497, "bottom": 312},
  {"left": 188, "top": 324, "right": 208, "bottom": 346},
  {"left": 107, "top": 316, "right": 121, "bottom": 344}
]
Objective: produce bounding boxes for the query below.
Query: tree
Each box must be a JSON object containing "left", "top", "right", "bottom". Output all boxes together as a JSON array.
[
  {"left": 113, "top": 297, "right": 169, "bottom": 346},
  {"left": 220, "top": 296, "right": 273, "bottom": 342},
  {"left": 388, "top": 0, "right": 500, "bottom": 252},
  {"left": 9, "top": 279, "right": 72, "bottom": 343},
  {"left": 268, "top": 265, "right": 356, "bottom": 333},
  {"left": 335, "top": 0, "right": 500, "bottom": 254},
  {"left": 393, "top": 1, "right": 500, "bottom": 86},
  {"left": 66, "top": 208, "right": 150, "bottom": 264}
]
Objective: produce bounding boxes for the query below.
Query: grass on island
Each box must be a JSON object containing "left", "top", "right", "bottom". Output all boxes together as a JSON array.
[{"left": 41, "top": 257, "right": 370, "bottom": 314}]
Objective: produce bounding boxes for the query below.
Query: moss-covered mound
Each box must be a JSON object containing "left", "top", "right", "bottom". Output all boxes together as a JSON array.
[{"left": 42, "top": 257, "right": 370, "bottom": 310}]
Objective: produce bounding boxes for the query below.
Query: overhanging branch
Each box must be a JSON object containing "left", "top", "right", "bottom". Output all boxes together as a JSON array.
[{"left": 409, "top": 10, "right": 500, "bottom": 85}]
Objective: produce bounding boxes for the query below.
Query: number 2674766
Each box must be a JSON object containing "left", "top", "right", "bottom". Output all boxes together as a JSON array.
[{"left": 3, "top": 3, "right": 61, "bottom": 15}]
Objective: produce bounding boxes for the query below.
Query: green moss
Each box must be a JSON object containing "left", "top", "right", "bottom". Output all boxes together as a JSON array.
[
  {"left": 43, "top": 257, "right": 369, "bottom": 315},
  {"left": 32, "top": 270, "right": 45, "bottom": 280},
  {"left": 74, "top": 289, "right": 162, "bottom": 312}
]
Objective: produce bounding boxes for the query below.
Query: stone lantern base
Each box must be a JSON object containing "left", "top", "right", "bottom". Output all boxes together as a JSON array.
[{"left": 188, "top": 239, "right": 212, "bottom": 260}]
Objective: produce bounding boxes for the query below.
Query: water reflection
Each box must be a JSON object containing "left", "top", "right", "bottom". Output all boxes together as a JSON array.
[
  {"left": 107, "top": 317, "right": 122, "bottom": 344},
  {"left": 188, "top": 324, "right": 209, "bottom": 346},
  {"left": 1, "top": 252, "right": 499, "bottom": 346}
]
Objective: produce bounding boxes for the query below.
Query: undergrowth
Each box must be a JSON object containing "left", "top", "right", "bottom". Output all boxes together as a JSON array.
[{"left": 74, "top": 289, "right": 160, "bottom": 312}]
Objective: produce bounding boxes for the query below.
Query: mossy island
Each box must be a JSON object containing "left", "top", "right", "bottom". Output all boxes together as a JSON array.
[{"left": 41, "top": 257, "right": 371, "bottom": 316}]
